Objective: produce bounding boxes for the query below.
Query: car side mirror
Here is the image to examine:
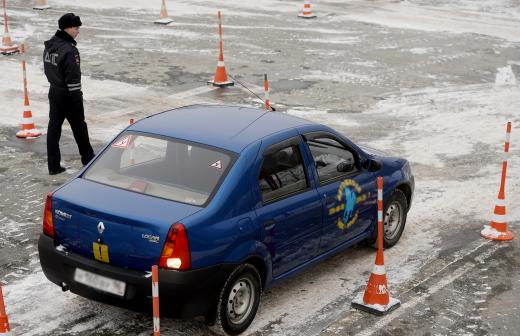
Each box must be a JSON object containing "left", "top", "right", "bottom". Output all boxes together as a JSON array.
[
  {"left": 337, "top": 161, "right": 354, "bottom": 173},
  {"left": 364, "top": 159, "right": 381, "bottom": 172}
]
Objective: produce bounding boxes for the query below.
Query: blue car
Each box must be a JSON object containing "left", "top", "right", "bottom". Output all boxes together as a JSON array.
[{"left": 39, "top": 105, "right": 414, "bottom": 335}]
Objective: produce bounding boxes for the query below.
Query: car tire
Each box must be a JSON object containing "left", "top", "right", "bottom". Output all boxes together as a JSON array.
[
  {"left": 207, "top": 264, "right": 262, "bottom": 335},
  {"left": 366, "top": 189, "right": 408, "bottom": 248}
]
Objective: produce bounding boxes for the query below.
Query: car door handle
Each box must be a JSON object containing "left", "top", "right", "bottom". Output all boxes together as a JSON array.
[
  {"left": 263, "top": 220, "right": 275, "bottom": 230},
  {"left": 325, "top": 197, "right": 336, "bottom": 207}
]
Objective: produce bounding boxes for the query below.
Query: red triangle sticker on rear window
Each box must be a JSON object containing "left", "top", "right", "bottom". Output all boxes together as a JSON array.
[
  {"left": 210, "top": 160, "right": 222, "bottom": 169},
  {"left": 112, "top": 135, "right": 132, "bottom": 149}
]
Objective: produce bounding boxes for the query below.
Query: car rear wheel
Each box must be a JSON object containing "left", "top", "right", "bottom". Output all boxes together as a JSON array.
[
  {"left": 208, "top": 264, "right": 261, "bottom": 335},
  {"left": 366, "top": 189, "right": 408, "bottom": 248}
]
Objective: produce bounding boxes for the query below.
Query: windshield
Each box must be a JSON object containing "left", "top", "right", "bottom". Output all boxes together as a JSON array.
[{"left": 83, "top": 132, "right": 234, "bottom": 206}]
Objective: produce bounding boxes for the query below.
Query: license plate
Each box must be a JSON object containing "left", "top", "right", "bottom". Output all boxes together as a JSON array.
[
  {"left": 74, "top": 268, "right": 126, "bottom": 297},
  {"left": 93, "top": 242, "right": 110, "bottom": 263}
]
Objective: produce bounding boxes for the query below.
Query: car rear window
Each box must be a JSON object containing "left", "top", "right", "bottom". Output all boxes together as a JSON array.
[{"left": 83, "top": 132, "right": 233, "bottom": 206}]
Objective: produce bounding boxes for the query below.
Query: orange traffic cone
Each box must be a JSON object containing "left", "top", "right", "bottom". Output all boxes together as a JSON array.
[
  {"left": 352, "top": 177, "right": 400, "bottom": 315},
  {"left": 33, "top": 0, "right": 50, "bottom": 10},
  {"left": 264, "top": 74, "right": 270, "bottom": 111},
  {"left": 154, "top": 0, "right": 173, "bottom": 24},
  {"left": 1, "top": 0, "right": 19, "bottom": 55},
  {"left": 481, "top": 122, "right": 514, "bottom": 241},
  {"left": 16, "top": 43, "right": 42, "bottom": 139},
  {"left": 208, "top": 11, "right": 233, "bottom": 88},
  {"left": 298, "top": 0, "right": 317, "bottom": 19},
  {"left": 0, "top": 285, "right": 11, "bottom": 336}
]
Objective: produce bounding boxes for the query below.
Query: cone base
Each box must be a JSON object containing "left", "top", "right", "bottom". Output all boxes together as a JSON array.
[
  {"left": 207, "top": 80, "right": 234, "bottom": 88},
  {"left": 154, "top": 18, "right": 174, "bottom": 25},
  {"left": 16, "top": 129, "right": 42, "bottom": 139},
  {"left": 481, "top": 225, "right": 514, "bottom": 241},
  {"left": 352, "top": 294, "right": 400, "bottom": 316},
  {"left": 33, "top": 5, "right": 51, "bottom": 9},
  {"left": 0, "top": 45, "right": 20, "bottom": 55},
  {"left": 298, "top": 14, "right": 317, "bottom": 19}
]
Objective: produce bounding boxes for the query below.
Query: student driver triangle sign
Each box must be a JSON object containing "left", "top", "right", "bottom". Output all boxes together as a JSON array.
[
  {"left": 210, "top": 160, "right": 222, "bottom": 169},
  {"left": 112, "top": 135, "right": 132, "bottom": 149}
]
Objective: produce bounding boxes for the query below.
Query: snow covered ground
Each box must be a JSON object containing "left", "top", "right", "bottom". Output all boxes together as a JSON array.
[{"left": 0, "top": 0, "right": 519, "bottom": 335}]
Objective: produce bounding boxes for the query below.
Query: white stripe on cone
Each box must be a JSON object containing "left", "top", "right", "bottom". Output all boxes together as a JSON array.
[
  {"left": 22, "top": 117, "right": 35, "bottom": 124},
  {"left": 495, "top": 199, "right": 506, "bottom": 206},
  {"left": 492, "top": 214, "right": 507, "bottom": 224},
  {"left": 372, "top": 264, "right": 386, "bottom": 275}
]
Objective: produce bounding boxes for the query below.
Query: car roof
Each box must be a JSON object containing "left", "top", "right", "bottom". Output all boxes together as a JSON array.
[{"left": 129, "top": 104, "right": 317, "bottom": 152}]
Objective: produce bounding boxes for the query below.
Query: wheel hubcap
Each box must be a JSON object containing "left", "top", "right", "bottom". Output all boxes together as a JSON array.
[
  {"left": 384, "top": 202, "right": 402, "bottom": 240},
  {"left": 227, "top": 277, "right": 255, "bottom": 325}
]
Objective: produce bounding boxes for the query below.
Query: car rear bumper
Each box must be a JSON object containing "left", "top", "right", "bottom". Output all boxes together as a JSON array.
[{"left": 38, "top": 234, "right": 237, "bottom": 318}]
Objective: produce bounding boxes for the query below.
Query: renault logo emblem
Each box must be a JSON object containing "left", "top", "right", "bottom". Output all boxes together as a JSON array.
[{"left": 97, "top": 222, "right": 105, "bottom": 234}]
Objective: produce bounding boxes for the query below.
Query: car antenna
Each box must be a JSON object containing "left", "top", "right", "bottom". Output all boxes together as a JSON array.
[{"left": 227, "top": 74, "right": 277, "bottom": 112}]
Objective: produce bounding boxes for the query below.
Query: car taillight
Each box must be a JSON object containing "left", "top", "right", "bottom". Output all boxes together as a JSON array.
[
  {"left": 159, "top": 223, "right": 191, "bottom": 271},
  {"left": 43, "top": 193, "right": 55, "bottom": 238}
]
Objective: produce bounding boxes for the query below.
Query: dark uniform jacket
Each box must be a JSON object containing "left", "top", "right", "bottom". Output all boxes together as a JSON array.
[{"left": 43, "top": 30, "right": 83, "bottom": 105}]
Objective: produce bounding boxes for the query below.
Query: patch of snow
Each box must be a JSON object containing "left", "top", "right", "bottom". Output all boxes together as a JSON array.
[
  {"left": 350, "top": 60, "right": 380, "bottom": 68},
  {"left": 286, "top": 108, "right": 359, "bottom": 127},
  {"left": 495, "top": 65, "right": 517, "bottom": 85},
  {"left": 408, "top": 47, "right": 434, "bottom": 55},
  {"left": 377, "top": 45, "right": 398, "bottom": 50},
  {"left": 296, "top": 37, "right": 361, "bottom": 45},
  {"left": 303, "top": 70, "right": 375, "bottom": 84},
  {"left": 327, "top": 1, "right": 520, "bottom": 42},
  {"left": 365, "top": 84, "right": 520, "bottom": 168},
  {"left": 50, "top": 0, "right": 300, "bottom": 17}
]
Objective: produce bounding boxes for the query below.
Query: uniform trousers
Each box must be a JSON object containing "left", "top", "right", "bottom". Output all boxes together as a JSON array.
[{"left": 47, "top": 86, "right": 94, "bottom": 172}]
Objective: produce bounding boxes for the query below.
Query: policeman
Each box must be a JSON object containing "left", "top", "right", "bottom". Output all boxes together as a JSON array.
[{"left": 43, "top": 13, "right": 94, "bottom": 175}]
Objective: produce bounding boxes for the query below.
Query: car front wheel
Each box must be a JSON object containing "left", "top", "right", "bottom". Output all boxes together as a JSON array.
[
  {"left": 366, "top": 189, "right": 408, "bottom": 248},
  {"left": 208, "top": 264, "right": 262, "bottom": 335},
  {"left": 382, "top": 189, "right": 408, "bottom": 247}
]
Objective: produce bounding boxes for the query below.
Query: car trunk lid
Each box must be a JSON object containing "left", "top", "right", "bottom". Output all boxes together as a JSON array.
[{"left": 52, "top": 178, "right": 201, "bottom": 272}]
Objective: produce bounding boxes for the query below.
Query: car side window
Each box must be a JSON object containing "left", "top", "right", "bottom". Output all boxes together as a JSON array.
[
  {"left": 306, "top": 136, "right": 358, "bottom": 184},
  {"left": 258, "top": 144, "right": 308, "bottom": 204}
]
